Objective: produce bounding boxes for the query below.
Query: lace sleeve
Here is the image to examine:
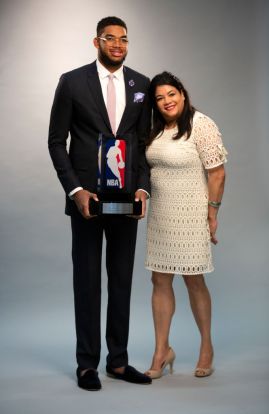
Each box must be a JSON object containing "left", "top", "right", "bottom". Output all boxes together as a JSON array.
[{"left": 194, "top": 115, "right": 228, "bottom": 169}]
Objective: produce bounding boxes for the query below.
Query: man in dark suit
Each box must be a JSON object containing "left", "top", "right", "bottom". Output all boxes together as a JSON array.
[{"left": 48, "top": 16, "right": 152, "bottom": 390}]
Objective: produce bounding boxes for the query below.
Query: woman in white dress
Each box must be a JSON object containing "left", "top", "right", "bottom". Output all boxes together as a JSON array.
[{"left": 145, "top": 72, "right": 227, "bottom": 379}]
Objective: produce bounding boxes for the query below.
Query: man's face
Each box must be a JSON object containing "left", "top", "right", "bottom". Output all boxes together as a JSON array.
[{"left": 94, "top": 25, "right": 128, "bottom": 68}]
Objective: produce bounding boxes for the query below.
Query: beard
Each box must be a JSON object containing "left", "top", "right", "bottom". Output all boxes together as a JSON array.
[{"left": 98, "top": 49, "right": 127, "bottom": 68}]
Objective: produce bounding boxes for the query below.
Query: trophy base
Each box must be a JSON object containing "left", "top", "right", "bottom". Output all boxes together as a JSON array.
[{"left": 89, "top": 199, "right": 142, "bottom": 215}]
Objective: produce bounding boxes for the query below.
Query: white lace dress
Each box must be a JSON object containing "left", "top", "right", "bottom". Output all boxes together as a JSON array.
[{"left": 145, "top": 111, "right": 228, "bottom": 275}]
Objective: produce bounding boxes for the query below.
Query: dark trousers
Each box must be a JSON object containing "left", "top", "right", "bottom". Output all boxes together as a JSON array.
[{"left": 71, "top": 212, "right": 138, "bottom": 369}]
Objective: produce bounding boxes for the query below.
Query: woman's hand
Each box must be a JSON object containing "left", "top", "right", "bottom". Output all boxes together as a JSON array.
[
  {"left": 208, "top": 216, "right": 218, "bottom": 245},
  {"left": 207, "top": 165, "right": 225, "bottom": 245}
]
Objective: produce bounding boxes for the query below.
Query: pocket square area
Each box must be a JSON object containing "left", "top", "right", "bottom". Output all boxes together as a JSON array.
[{"left": 133, "top": 92, "right": 145, "bottom": 103}]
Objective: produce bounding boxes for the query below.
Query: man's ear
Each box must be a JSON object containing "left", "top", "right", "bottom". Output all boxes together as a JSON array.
[{"left": 93, "top": 37, "right": 99, "bottom": 50}]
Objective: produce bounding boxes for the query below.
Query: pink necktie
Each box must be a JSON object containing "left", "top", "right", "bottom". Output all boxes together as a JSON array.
[{"left": 107, "top": 74, "right": 116, "bottom": 135}]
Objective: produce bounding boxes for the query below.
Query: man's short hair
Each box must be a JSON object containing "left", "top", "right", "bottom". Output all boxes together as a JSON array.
[{"left": 96, "top": 16, "right": 127, "bottom": 36}]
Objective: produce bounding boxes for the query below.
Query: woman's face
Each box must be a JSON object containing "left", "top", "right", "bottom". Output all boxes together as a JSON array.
[{"left": 155, "top": 84, "right": 185, "bottom": 124}]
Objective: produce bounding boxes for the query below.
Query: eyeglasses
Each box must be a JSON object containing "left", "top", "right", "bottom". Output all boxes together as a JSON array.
[{"left": 98, "top": 36, "right": 129, "bottom": 46}]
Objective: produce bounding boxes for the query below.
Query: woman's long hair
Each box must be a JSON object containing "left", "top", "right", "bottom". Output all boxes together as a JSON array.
[{"left": 147, "top": 72, "right": 195, "bottom": 146}]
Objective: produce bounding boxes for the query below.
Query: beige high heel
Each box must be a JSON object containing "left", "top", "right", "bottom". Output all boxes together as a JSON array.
[
  {"left": 145, "top": 347, "right": 176, "bottom": 379},
  {"left": 194, "top": 366, "right": 214, "bottom": 377},
  {"left": 194, "top": 353, "right": 214, "bottom": 377}
]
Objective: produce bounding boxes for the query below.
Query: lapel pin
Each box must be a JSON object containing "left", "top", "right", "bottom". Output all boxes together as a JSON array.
[{"left": 129, "top": 79, "right": 135, "bottom": 87}]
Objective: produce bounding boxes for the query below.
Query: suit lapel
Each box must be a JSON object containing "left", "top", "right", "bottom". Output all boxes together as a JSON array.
[
  {"left": 117, "top": 67, "right": 133, "bottom": 135},
  {"left": 86, "top": 61, "right": 111, "bottom": 132}
]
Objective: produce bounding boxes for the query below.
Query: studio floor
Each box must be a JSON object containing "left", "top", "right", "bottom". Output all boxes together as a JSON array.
[{"left": 1, "top": 303, "right": 268, "bottom": 414}]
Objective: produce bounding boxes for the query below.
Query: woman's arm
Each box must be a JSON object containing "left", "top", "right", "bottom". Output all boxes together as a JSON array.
[{"left": 207, "top": 165, "right": 226, "bottom": 244}]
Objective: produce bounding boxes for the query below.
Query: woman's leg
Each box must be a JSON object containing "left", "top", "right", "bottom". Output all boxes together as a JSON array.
[
  {"left": 149, "top": 271, "right": 175, "bottom": 370},
  {"left": 183, "top": 274, "right": 214, "bottom": 369}
]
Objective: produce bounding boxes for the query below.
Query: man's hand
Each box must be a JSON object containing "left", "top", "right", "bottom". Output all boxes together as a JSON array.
[
  {"left": 133, "top": 190, "right": 147, "bottom": 219},
  {"left": 73, "top": 189, "right": 99, "bottom": 219}
]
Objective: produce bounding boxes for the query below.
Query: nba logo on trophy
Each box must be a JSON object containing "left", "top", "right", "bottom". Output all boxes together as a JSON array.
[
  {"left": 105, "top": 139, "right": 126, "bottom": 189},
  {"left": 98, "top": 137, "right": 126, "bottom": 191}
]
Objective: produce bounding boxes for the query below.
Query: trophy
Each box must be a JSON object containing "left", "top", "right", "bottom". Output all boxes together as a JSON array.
[{"left": 89, "top": 134, "right": 142, "bottom": 215}]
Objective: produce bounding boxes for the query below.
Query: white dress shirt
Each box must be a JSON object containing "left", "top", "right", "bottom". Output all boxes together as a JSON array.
[{"left": 96, "top": 59, "right": 125, "bottom": 133}]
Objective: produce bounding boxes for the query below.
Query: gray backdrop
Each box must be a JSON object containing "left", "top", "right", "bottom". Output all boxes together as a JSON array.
[{"left": 0, "top": 0, "right": 268, "bottom": 413}]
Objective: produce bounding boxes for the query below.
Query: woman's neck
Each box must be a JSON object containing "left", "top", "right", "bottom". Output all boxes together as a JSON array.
[{"left": 165, "top": 121, "right": 177, "bottom": 129}]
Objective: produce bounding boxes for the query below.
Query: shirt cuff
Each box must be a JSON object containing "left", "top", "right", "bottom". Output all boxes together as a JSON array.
[
  {"left": 137, "top": 188, "right": 150, "bottom": 199},
  {"left": 68, "top": 187, "right": 83, "bottom": 199}
]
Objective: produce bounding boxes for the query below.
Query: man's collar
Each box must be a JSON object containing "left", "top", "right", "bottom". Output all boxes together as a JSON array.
[{"left": 96, "top": 59, "right": 124, "bottom": 80}]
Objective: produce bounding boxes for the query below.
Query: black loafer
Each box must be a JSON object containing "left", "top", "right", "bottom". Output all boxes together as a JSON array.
[
  {"left": 76, "top": 368, "right": 102, "bottom": 391},
  {"left": 106, "top": 365, "right": 152, "bottom": 384}
]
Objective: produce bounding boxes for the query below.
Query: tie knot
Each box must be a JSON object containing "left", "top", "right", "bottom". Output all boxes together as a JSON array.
[{"left": 108, "top": 73, "right": 114, "bottom": 80}]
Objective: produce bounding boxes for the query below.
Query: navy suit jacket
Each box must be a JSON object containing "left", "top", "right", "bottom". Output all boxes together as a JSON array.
[{"left": 48, "top": 61, "right": 151, "bottom": 215}]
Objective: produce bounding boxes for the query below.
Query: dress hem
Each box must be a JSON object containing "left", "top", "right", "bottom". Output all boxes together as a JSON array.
[{"left": 145, "top": 265, "right": 214, "bottom": 276}]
